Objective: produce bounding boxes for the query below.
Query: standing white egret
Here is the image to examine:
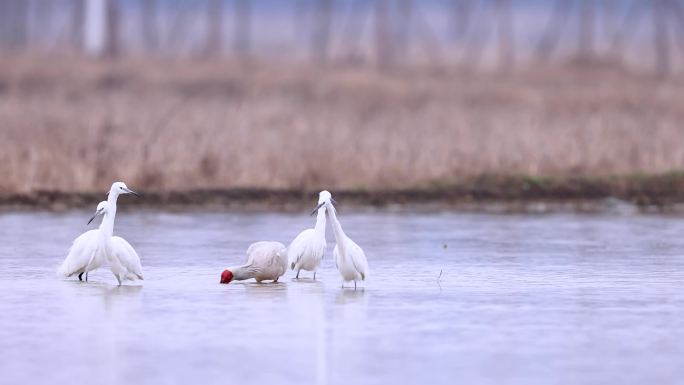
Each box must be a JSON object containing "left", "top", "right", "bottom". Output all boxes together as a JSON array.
[
  {"left": 313, "top": 192, "right": 369, "bottom": 289},
  {"left": 57, "top": 201, "right": 109, "bottom": 281},
  {"left": 58, "top": 181, "right": 142, "bottom": 285},
  {"left": 88, "top": 200, "right": 144, "bottom": 285},
  {"left": 287, "top": 191, "right": 329, "bottom": 280},
  {"left": 221, "top": 241, "right": 288, "bottom": 284}
]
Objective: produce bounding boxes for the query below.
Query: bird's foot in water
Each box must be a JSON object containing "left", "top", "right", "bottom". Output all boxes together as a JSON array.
[
  {"left": 78, "top": 272, "right": 83, "bottom": 281},
  {"left": 313, "top": 272, "right": 316, "bottom": 280}
]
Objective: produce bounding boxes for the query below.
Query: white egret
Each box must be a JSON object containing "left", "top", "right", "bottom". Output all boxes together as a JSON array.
[
  {"left": 221, "top": 241, "right": 288, "bottom": 284},
  {"left": 88, "top": 200, "right": 144, "bottom": 285},
  {"left": 58, "top": 181, "right": 142, "bottom": 285},
  {"left": 314, "top": 192, "right": 369, "bottom": 289},
  {"left": 57, "top": 201, "right": 109, "bottom": 281},
  {"left": 287, "top": 191, "right": 329, "bottom": 280}
]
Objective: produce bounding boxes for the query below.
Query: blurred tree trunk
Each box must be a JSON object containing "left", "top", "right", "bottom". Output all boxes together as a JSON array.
[
  {"left": 2, "top": 0, "right": 30, "bottom": 51},
  {"left": 669, "top": 0, "right": 684, "bottom": 55},
  {"left": 311, "top": 0, "right": 333, "bottom": 64},
  {"left": 537, "top": 0, "right": 573, "bottom": 61},
  {"left": 206, "top": 0, "right": 224, "bottom": 57},
  {"left": 0, "top": 0, "right": 9, "bottom": 50},
  {"left": 234, "top": 0, "right": 251, "bottom": 58},
  {"left": 450, "top": 0, "right": 472, "bottom": 42},
  {"left": 395, "top": 0, "right": 413, "bottom": 65},
  {"left": 496, "top": 0, "right": 514, "bottom": 71},
  {"left": 375, "top": 0, "right": 393, "bottom": 69},
  {"left": 72, "top": 0, "right": 85, "bottom": 52},
  {"left": 104, "top": 0, "right": 121, "bottom": 58},
  {"left": 653, "top": 0, "right": 670, "bottom": 77},
  {"left": 612, "top": 0, "right": 645, "bottom": 61},
  {"left": 578, "top": 0, "right": 595, "bottom": 58},
  {"left": 141, "top": 0, "right": 158, "bottom": 52}
]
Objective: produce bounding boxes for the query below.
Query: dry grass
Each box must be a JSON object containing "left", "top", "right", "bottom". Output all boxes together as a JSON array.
[{"left": 1, "top": 55, "right": 684, "bottom": 194}]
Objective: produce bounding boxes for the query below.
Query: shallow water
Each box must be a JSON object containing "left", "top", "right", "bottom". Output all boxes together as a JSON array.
[{"left": 0, "top": 209, "right": 683, "bottom": 385}]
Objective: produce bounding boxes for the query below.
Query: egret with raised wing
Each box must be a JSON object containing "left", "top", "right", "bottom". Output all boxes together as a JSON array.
[
  {"left": 221, "top": 241, "right": 288, "bottom": 284},
  {"left": 287, "top": 191, "right": 329, "bottom": 280}
]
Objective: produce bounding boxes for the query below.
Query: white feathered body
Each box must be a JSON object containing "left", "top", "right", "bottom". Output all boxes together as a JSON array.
[
  {"left": 325, "top": 200, "right": 369, "bottom": 284},
  {"left": 242, "top": 241, "right": 288, "bottom": 282},
  {"left": 107, "top": 236, "right": 144, "bottom": 283},
  {"left": 288, "top": 228, "right": 326, "bottom": 272},
  {"left": 334, "top": 238, "right": 368, "bottom": 282},
  {"left": 57, "top": 229, "right": 107, "bottom": 278}
]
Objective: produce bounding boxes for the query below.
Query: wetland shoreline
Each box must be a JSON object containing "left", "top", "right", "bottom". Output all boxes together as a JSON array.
[{"left": 3, "top": 173, "right": 684, "bottom": 213}]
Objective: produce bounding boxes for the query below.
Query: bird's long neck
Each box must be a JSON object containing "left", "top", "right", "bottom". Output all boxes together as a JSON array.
[
  {"left": 99, "top": 208, "right": 116, "bottom": 238},
  {"left": 228, "top": 265, "right": 257, "bottom": 281},
  {"left": 313, "top": 206, "right": 327, "bottom": 236},
  {"left": 325, "top": 203, "right": 347, "bottom": 257},
  {"left": 102, "top": 193, "right": 119, "bottom": 237}
]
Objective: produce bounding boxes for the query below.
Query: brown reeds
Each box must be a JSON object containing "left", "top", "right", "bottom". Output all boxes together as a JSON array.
[{"left": 0, "top": 56, "right": 683, "bottom": 195}]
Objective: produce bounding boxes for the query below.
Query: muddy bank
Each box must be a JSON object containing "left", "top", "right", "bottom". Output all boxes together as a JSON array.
[{"left": 2, "top": 173, "right": 684, "bottom": 213}]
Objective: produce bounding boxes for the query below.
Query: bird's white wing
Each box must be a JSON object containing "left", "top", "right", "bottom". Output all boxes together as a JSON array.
[
  {"left": 245, "top": 241, "right": 263, "bottom": 264},
  {"left": 348, "top": 239, "right": 369, "bottom": 280},
  {"left": 111, "top": 236, "right": 144, "bottom": 280},
  {"left": 333, "top": 245, "right": 340, "bottom": 270},
  {"left": 57, "top": 230, "right": 99, "bottom": 277},
  {"left": 246, "top": 241, "right": 285, "bottom": 268},
  {"left": 287, "top": 229, "right": 314, "bottom": 266}
]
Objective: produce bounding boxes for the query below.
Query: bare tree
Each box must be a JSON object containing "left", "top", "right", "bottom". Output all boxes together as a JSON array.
[
  {"left": 375, "top": 0, "right": 393, "bottom": 69},
  {"left": 141, "top": 0, "right": 159, "bottom": 52},
  {"left": 669, "top": 0, "right": 684, "bottom": 55},
  {"left": 496, "top": 0, "right": 514, "bottom": 70},
  {"left": 104, "top": 0, "right": 121, "bottom": 58},
  {"left": 234, "top": 0, "right": 251, "bottom": 58},
  {"left": 72, "top": 0, "right": 85, "bottom": 52},
  {"left": 578, "top": 0, "right": 595, "bottom": 58},
  {"left": 311, "top": 0, "right": 333, "bottom": 63},
  {"left": 450, "top": 0, "right": 473, "bottom": 42},
  {"left": 395, "top": 0, "right": 413, "bottom": 64},
  {"left": 206, "top": 0, "right": 224, "bottom": 57},
  {"left": 537, "top": 0, "right": 574, "bottom": 61},
  {"left": 2, "top": 0, "right": 30, "bottom": 51},
  {"left": 653, "top": 0, "right": 670, "bottom": 77}
]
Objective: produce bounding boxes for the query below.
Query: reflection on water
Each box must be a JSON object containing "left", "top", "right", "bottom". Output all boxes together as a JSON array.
[{"left": 1, "top": 209, "right": 684, "bottom": 385}]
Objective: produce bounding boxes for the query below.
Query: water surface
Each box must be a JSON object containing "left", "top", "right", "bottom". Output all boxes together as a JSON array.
[{"left": 0, "top": 209, "right": 682, "bottom": 385}]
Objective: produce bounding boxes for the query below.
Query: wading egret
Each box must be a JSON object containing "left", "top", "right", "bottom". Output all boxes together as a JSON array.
[
  {"left": 221, "top": 241, "right": 288, "bottom": 284},
  {"left": 57, "top": 201, "right": 109, "bottom": 281},
  {"left": 58, "top": 181, "right": 141, "bottom": 284},
  {"left": 89, "top": 200, "right": 144, "bottom": 285},
  {"left": 287, "top": 191, "right": 329, "bottom": 280},
  {"left": 314, "top": 192, "right": 368, "bottom": 289}
]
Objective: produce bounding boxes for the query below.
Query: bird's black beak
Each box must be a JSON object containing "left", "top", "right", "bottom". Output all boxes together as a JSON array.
[
  {"left": 310, "top": 202, "right": 325, "bottom": 216},
  {"left": 125, "top": 188, "right": 140, "bottom": 197},
  {"left": 87, "top": 209, "right": 103, "bottom": 225}
]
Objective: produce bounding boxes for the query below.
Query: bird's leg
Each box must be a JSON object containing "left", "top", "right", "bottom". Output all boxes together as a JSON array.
[
  {"left": 296, "top": 270, "right": 300, "bottom": 279},
  {"left": 354, "top": 280, "right": 357, "bottom": 290},
  {"left": 85, "top": 272, "right": 88, "bottom": 282},
  {"left": 78, "top": 272, "right": 83, "bottom": 281},
  {"left": 273, "top": 278, "right": 278, "bottom": 283},
  {"left": 313, "top": 271, "right": 316, "bottom": 280},
  {"left": 116, "top": 275, "right": 122, "bottom": 286}
]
